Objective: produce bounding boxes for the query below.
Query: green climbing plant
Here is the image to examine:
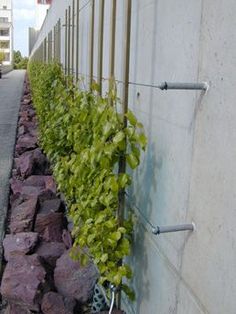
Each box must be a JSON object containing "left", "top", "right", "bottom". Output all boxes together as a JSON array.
[{"left": 28, "top": 61, "right": 147, "bottom": 300}]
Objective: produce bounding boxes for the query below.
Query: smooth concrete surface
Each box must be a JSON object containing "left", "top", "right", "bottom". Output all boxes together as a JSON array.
[
  {"left": 0, "top": 70, "right": 25, "bottom": 269},
  {"left": 182, "top": 1, "right": 236, "bottom": 313},
  {"left": 30, "top": 1, "right": 236, "bottom": 313}
]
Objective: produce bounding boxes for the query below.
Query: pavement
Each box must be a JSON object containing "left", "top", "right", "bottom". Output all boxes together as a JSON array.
[{"left": 0, "top": 70, "right": 25, "bottom": 272}]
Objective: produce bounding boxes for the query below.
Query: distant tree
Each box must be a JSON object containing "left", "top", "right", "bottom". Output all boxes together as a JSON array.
[
  {"left": 13, "top": 50, "right": 28, "bottom": 69},
  {"left": 0, "top": 51, "right": 5, "bottom": 64}
]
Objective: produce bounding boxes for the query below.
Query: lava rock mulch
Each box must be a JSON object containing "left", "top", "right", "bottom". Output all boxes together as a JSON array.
[{"left": 0, "top": 76, "right": 100, "bottom": 313}]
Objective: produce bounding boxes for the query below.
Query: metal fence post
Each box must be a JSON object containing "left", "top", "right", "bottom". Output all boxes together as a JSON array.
[
  {"left": 72, "top": 0, "right": 75, "bottom": 77},
  {"left": 76, "top": 0, "right": 80, "bottom": 81},
  {"left": 97, "top": 0, "right": 105, "bottom": 95},
  {"left": 57, "top": 19, "right": 61, "bottom": 62},
  {"left": 109, "top": 0, "right": 117, "bottom": 91},
  {"left": 68, "top": 5, "right": 71, "bottom": 76},
  {"left": 65, "top": 9, "right": 68, "bottom": 74},
  {"left": 89, "top": 0, "right": 95, "bottom": 89},
  {"left": 117, "top": 0, "right": 132, "bottom": 309}
]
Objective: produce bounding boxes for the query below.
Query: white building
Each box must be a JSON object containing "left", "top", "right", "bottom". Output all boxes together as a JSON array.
[{"left": 0, "top": 0, "right": 13, "bottom": 66}]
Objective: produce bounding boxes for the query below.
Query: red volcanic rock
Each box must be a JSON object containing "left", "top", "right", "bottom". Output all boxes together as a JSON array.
[
  {"left": 18, "top": 119, "right": 36, "bottom": 132},
  {"left": 33, "top": 148, "right": 51, "bottom": 175},
  {"left": 3, "top": 232, "right": 38, "bottom": 261},
  {"left": 54, "top": 250, "right": 99, "bottom": 304},
  {"left": 21, "top": 96, "right": 32, "bottom": 106},
  {"left": 62, "top": 229, "right": 73, "bottom": 249},
  {"left": 19, "top": 110, "right": 30, "bottom": 121},
  {"left": 19, "top": 108, "right": 35, "bottom": 123},
  {"left": 10, "top": 197, "right": 38, "bottom": 233},
  {"left": 39, "top": 198, "right": 63, "bottom": 214},
  {"left": 10, "top": 176, "right": 56, "bottom": 197},
  {"left": 41, "top": 292, "right": 76, "bottom": 314},
  {"left": 15, "top": 135, "right": 37, "bottom": 155},
  {"left": 5, "top": 303, "right": 31, "bottom": 314},
  {"left": 37, "top": 190, "right": 58, "bottom": 204},
  {"left": 20, "top": 104, "right": 31, "bottom": 112},
  {"left": 10, "top": 178, "right": 23, "bottom": 195},
  {"left": 18, "top": 125, "right": 26, "bottom": 137},
  {"left": 10, "top": 193, "right": 34, "bottom": 210},
  {"left": 1, "top": 253, "right": 46, "bottom": 311},
  {"left": 35, "top": 241, "right": 66, "bottom": 267},
  {"left": 15, "top": 149, "right": 51, "bottom": 178},
  {"left": 24, "top": 176, "right": 56, "bottom": 193},
  {"left": 34, "top": 212, "right": 64, "bottom": 242},
  {"left": 15, "top": 153, "right": 34, "bottom": 178}
]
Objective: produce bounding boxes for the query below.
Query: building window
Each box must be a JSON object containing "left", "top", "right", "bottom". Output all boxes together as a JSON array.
[
  {"left": 0, "top": 17, "right": 9, "bottom": 23},
  {"left": 0, "top": 28, "right": 9, "bottom": 36},
  {"left": 2, "top": 5, "right": 7, "bottom": 9},
  {"left": 0, "top": 41, "right": 9, "bottom": 48}
]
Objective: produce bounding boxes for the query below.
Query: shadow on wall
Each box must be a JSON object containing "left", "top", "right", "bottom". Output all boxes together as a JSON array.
[
  {"left": 126, "top": 0, "right": 159, "bottom": 312},
  {"left": 132, "top": 144, "right": 158, "bottom": 314}
]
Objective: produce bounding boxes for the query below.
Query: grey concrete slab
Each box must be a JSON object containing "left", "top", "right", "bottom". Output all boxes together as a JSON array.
[{"left": 0, "top": 70, "right": 25, "bottom": 270}]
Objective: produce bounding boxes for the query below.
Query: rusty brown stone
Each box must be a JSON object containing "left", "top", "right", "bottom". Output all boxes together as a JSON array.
[
  {"left": 3, "top": 232, "right": 39, "bottom": 261},
  {"left": 1, "top": 253, "right": 46, "bottom": 311},
  {"left": 54, "top": 250, "right": 99, "bottom": 304}
]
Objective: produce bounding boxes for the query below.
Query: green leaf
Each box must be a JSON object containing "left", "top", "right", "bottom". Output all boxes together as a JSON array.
[
  {"left": 113, "top": 131, "right": 125, "bottom": 144},
  {"left": 122, "top": 284, "right": 135, "bottom": 301},
  {"left": 126, "top": 110, "right": 137, "bottom": 126},
  {"left": 80, "top": 254, "right": 89, "bottom": 266},
  {"left": 118, "top": 227, "right": 127, "bottom": 234},
  {"left": 113, "top": 273, "right": 122, "bottom": 286},
  {"left": 127, "top": 153, "right": 139, "bottom": 169},
  {"left": 103, "top": 122, "right": 113, "bottom": 137},
  {"left": 87, "top": 234, "right": 96, "bottom": 245},
  {"left": 110, "top": 231, "right": 121, "bottom": 241},
  {"left": 101, "top": 253, "right": 108, "bottom": 263},
  {"left": 118, "top": 173, "right": 131, "bottom": 188},
  {"left": 138, "top": 133, "right": 147, "bottom": 150}
]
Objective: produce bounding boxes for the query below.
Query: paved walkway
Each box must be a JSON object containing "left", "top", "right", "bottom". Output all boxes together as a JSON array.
[{"left": 0, "top": 70, "right": 26, "bottom": 269}]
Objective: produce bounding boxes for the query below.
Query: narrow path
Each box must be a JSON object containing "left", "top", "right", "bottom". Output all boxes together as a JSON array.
[{"left": 0, "top": 70, "right": 26, "bottom": 269}]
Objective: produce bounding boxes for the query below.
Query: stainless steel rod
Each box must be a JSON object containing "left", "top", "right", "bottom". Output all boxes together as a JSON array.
[
  {"left": 68, "top": 5, "right": 71, "bottom": 76},
  {"left": 72, "top": 0, "right": 75, "bottom": 77},
  {"left": 75, "top": 0, "right": 80, "bottom": 81},
  {"left": 89, "top": 0, "right": 95, "bottom": 89},
  {"left": 158, "top": 82, "right": 208, "bottom": 91},
  {"left": 152, "top": 223, "right": 195, "bottom": 235}
]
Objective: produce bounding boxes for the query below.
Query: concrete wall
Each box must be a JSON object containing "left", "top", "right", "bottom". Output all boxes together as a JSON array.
[{"left": 30, "top": 1, "right": 236, "bottom": 313}]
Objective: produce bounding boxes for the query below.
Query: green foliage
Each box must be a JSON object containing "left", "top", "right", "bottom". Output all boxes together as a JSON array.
[
  {"left": 28, "top": 61, "right": 147, "bottom": 298},
  {"left": 14, "top": 50, "right": 28, "bottom": 69}
]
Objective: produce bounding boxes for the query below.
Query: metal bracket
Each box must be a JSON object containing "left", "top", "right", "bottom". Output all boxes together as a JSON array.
[
  {"left": 158, "top": 82, "right": 209, "bottom": 91},
  {"left": 152, "top": 223, "right": 195, "bottom": 235}
]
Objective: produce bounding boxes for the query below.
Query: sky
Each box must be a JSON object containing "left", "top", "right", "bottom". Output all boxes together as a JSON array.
[{"left": 13, "top": 0, "right": 36, "bottom": 57}]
